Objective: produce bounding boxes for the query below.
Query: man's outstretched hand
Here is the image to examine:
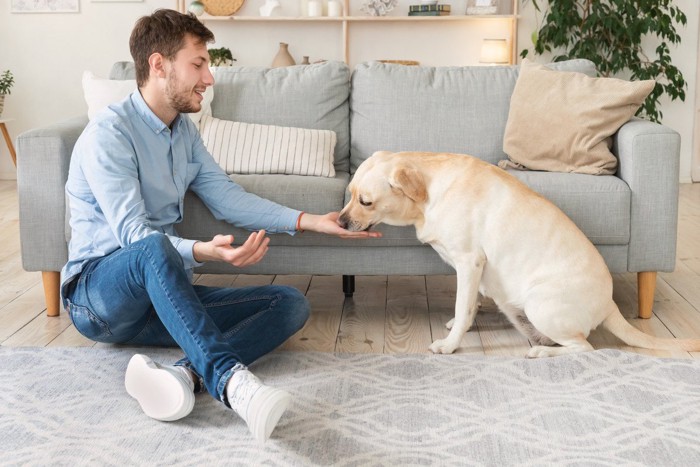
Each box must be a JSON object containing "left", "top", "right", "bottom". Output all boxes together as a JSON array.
[
  {"left": 299, "top": 212, "right": 382, "bottom": 239},
  {"left": 193, "top": 231, "right": 270, "bottom": 267}
]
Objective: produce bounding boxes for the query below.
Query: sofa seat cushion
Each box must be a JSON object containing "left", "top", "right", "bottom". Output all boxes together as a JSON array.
[
  {"left": 507, "top": 170, "right": 630, "bottom": 245},
  {"left": 179, "top": 172, "right": 348, "bottom": 246}
]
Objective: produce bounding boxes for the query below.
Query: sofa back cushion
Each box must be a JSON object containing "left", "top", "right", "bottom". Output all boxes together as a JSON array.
[
  {"left": 349, "top": 59, "right": 596, "bottom": 173},
  {"left": 211, "top": 62, "right": 351, "bottom": 173},
  {"left": 109, "top": 61, "right": 352, "bottom": 173}
]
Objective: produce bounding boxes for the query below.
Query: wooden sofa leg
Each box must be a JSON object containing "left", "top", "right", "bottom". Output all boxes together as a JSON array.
[
  {"left": 343, "top": 275, "right": 355, "bottom": 298},
  {"left": 637, "top": 271, "right": 657, "bottom": 319},
  {"left": 42, "top": 271, "right": 61, "bottom": 317}
]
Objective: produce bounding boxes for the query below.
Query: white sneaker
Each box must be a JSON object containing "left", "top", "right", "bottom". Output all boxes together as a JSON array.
[
  {"left": 124, "top": 354, "right": 195, "bottom": 422},
  {"left": 226, "top": 369, "right": 291, "bottom": 443}
]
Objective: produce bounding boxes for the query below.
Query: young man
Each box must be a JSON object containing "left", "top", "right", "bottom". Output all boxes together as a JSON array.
[{"left": 61, "top": 9, "right": 379, "bottom": 443}]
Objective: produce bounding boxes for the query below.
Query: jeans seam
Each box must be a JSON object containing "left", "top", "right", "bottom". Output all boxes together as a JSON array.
[
  {"left": 221, "top": 294, "right": 280, "bottom": 340},
  {"left": 142, "top": 245, "right": 217, "bottom": 381}
]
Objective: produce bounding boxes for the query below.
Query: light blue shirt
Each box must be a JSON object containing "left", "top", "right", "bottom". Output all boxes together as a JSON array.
[{"left": 62, "top": 90, "right": 300, "bottom": 288}]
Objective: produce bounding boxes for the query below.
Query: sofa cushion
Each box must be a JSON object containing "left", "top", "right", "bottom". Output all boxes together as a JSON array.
[
  {"left": 210, "top": 61, "right": 351, "bottom": 173},
  {"left": 349, "top": 59, "right": 597, "bottom": 173},
  {"left": 507, "top": 170, "right": 630, "bottom": 245},
  {"left": 178, "top": 172, "right": 349, "bottom": 246},
  {"left": 500, "top": 59, "right": 655, "bottom": 175},
  {"left": 199, "top": 115, "right": 336, "bottom": 177},
  {"left": 82, "top": 71, "right": 136, "bottom": 120}
]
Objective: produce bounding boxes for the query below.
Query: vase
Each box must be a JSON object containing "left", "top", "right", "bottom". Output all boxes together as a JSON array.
[{"left": 271, "top": 42, "right": 296, "bottom": 67}]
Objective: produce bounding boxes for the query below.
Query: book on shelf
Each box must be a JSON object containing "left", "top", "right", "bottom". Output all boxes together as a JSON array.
[
  {"left": 408, "top": 11, "right": 452, "bottom": 16},
  {"left": 408, "top": 4, "right": 452, "bottom": 13}
]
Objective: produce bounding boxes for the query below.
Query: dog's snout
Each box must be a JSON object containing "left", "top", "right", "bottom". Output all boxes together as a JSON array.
[{"left": 337, "top": 213, "right": 349, "bottom": 230}]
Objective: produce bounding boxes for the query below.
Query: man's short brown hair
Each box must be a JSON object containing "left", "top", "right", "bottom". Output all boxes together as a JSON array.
[{"left": 129, "top": 9, "right": 215, "bottom": 87}]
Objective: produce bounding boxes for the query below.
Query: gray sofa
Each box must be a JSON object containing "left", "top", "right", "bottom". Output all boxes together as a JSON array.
[{"left": 17, "top": 60, "right": 680, "bottom": 319}]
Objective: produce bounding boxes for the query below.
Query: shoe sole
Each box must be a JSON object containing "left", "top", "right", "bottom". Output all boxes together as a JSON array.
[
  {"left": 250, "top": 388, "right": 291, "bottom": 443},
  {"left": 124, "top": 354, "right": 195, "bottom": 422}
]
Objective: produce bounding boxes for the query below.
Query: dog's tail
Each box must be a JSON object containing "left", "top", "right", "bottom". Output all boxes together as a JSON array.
[{"left": 601, "top": 301, "right": 700, "bottom": 351}]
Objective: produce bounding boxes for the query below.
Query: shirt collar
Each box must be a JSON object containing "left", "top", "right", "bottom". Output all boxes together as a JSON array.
[{"left": 130, "top": 89, "right": 182, "bottom": 135}]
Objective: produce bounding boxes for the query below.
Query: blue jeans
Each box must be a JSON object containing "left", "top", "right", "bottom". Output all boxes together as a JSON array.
[{"left": 62, "top": 234, "right": 310, "bottom": 406}]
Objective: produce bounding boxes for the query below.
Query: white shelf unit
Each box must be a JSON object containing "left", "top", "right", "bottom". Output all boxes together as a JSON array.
[{"left": 177, "top": 1, "right": 519, "bottom": 65}]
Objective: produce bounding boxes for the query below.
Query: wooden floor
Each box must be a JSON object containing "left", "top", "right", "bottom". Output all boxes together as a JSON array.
[{"left": 1, "top": 180, "right": 700, "bottom": 358}]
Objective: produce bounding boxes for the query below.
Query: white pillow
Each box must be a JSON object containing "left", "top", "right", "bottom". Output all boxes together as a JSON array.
[
  {"left": 82, "top": 71, "right": 136, "bottom": 120},
  {"left": 199, "top": 115, "right": 337, "bottom": 177},
  {"left": 81, "top": 70, "right": 213, "bottom": 124}
]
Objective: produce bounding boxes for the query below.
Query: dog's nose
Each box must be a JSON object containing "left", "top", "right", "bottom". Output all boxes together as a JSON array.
[{"left": 337, "top": 213, "right": 349, "bottom": 230}]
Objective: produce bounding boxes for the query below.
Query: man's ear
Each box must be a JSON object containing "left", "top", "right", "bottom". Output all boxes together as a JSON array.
[
  {"left": 148, "top": 53, "right": 167, "bottom": 80},
  {"left": 389, "top": 164, "right": 427, "bottom": 203}
]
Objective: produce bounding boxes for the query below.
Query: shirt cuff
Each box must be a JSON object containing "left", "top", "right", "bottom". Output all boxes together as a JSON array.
[
  {"left": 286, "top": 209, "right": 304, "bottom": 235},
  {"left": 177, "top": 238, "right": 204, "bottom": 269}
]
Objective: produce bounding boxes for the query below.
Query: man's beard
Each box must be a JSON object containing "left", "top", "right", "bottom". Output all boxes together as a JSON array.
[{"left": 165, "top": 69, "right": 200, "bottom": 114}]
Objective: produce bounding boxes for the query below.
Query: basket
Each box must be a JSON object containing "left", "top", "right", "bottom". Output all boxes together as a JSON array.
[{"left": 202, "top": 0, "right": 245, "bottom": 16}]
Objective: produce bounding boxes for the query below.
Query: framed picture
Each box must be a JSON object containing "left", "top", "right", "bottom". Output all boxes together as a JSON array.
[{"left": 11, "top": 0, "right": 80, "bottom": 13}]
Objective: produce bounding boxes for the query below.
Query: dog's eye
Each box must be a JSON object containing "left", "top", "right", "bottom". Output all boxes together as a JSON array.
[{"left": 359, "top": 196, "right": 372, "bottom": 207}]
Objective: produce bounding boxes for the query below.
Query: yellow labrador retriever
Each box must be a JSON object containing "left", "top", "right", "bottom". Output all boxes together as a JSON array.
[{"left": 339, "top": 151, "right": 700, "bottom": 357}]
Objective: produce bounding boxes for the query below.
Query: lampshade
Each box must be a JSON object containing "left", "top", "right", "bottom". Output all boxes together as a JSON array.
[{"left": 479, "top": 39, "right": 510, "bottom": 65}]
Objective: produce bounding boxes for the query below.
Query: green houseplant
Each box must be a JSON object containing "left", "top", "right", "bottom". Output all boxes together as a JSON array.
[
  {"left": 0, "top": 69, "right": 14, "bottom": 117},
  {"left": 208, "top": 47, "right": 236, "bottom": 67},
  {"left": 521, "top": 0, "right": 687, "bottom": 122}
]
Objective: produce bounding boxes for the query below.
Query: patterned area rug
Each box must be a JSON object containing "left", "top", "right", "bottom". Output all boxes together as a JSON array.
[{"left": 2, "top": 347, "right": 700, "bottom": 466}]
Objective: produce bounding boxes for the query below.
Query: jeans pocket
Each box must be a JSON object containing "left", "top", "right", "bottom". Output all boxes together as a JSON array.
[{"left": 67, "top": 301, "right": 112, "bottom": 340}]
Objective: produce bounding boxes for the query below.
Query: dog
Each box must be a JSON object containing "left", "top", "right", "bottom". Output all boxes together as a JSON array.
[{"left": 338, "top": 151, "right": 700, "bottom": 357}]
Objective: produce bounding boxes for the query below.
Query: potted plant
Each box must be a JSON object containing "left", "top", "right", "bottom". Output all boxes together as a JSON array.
[
  {"left": 0, "top": 69, "right": 14, "bottom": 117},
  {"left": 208, "top": 47, "right": 236, "bottom": 67},
  {"left": 521, "top": 0, "right": 687, "bottom": 123}
]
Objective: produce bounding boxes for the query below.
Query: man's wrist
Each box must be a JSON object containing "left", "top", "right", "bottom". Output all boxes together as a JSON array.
[{"left": 296, "top": 212, "right": 305, "bottom": 233}]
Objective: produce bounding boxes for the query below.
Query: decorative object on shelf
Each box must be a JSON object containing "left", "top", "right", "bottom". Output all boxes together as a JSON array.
[
  {"left": 327, "top": 0, "right": 343, "bottom": 17},
  {"left": 0, "top": 70, "right": 14, "bottom": 118},
  {"left": 522, "top": 0, "right": 687, "bottom": 123},
  {"left": 271, "top": 42, "right": 296, "bottom": 67},
  {"left": 408, "top": 4, "right": 450, "bottom": 16},
  {"left": 259, "top": 0, "right": 281, "bottom": 17},
  {"left": 479, "top": 39, "right": 509, "bottom": 65},
  {"left": 466, "top": 0, "right": 497, "bottom": 15},
  {"left": 202, "top": 0, "right": 245, "bottom": 16},
  {"left": 307, "top": 0, "right": 322, "bottom": 17},
  {"left": 188, "top": 0, "right": 205, "bottom": 16},
  {"left": 299, "top": 0, "right": 309, "bottom": 17},
  {"left": 420, "top": 0, "right": 438, "bottom": 4},
  {"left": 208, "top": 47, "right": 237, "bottom": 66},
  {"left": 301, "top": 56, "right": 311, "bottom": 65},
  {"left": 361, "top": 0, "right": 398, "bottom": 17}
]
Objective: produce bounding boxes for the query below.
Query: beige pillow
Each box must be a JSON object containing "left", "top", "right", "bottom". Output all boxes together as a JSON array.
[
  {"left": 500, "top": 59, "right": 655, "bottom": 175},
  {"left": 199, "top": 115, "right": 336, "bottom": 177}
]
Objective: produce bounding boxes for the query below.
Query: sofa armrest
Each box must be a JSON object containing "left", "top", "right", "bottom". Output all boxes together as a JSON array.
[
  {"left": 613, "top": 118, "right": 680, "bottom": 273},
  {"left": 16, "top": 116, "right": 88, "bottom": 272}
]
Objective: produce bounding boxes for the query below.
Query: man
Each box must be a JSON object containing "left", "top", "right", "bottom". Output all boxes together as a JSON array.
[{"left": 61, "top": 9, "right": 379, "bottom": 443}]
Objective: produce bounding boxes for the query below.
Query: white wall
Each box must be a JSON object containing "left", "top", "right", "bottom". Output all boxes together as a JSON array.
[{"left": 0, "top": 0, "right": 697, "bottom": 182}]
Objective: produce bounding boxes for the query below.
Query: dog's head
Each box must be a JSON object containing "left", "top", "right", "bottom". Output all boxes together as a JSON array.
[{"left": 339, "top": 151, "right": 427, "bottom": 232}]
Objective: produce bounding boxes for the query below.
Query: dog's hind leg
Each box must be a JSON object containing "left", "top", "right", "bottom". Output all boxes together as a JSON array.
[
  {"left": 527, "top": 336, "right": 593, "bottom": 358},
  {"left": 523, "top": 304, "right": 594, "bottom": 358},
  {"left": 429, "top": 251, "right": 486, "bottom": 354}
]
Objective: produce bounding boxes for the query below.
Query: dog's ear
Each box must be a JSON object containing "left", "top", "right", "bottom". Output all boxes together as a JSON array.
[{"left": 389, "top": 165, "right": 427, "bottom": 203}]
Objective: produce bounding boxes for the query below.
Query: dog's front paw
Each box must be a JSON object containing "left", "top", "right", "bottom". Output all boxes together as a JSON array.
[
  {"left": 445, "top": 318, "right": 454, "bottom": 330},
  {"left": 429, "top": 338, "right": 458, "bottom": 354}
]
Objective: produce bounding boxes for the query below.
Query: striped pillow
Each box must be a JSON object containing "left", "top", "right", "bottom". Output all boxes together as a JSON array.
[{"left": 199, "top": 115, "right": 336, "bottom": 177}]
